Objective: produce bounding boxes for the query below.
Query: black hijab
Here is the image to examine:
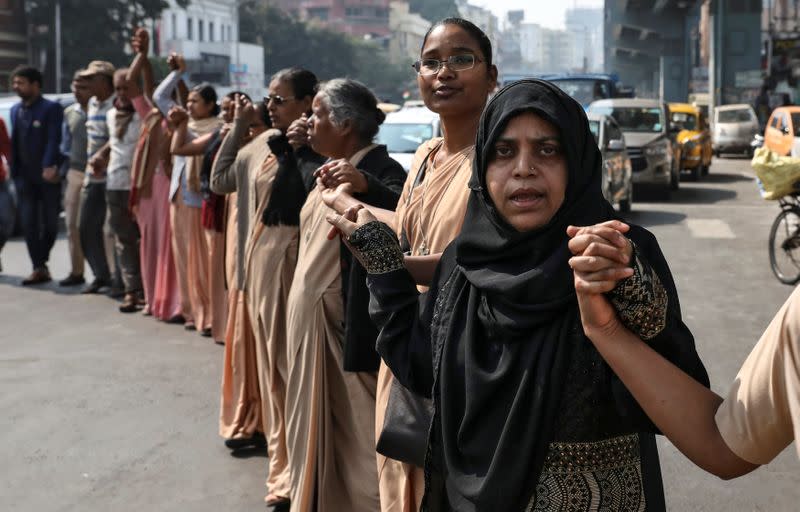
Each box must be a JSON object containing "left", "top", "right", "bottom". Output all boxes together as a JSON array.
[{"left": 435, "top": 79, "right": 618, "bottom": 510}]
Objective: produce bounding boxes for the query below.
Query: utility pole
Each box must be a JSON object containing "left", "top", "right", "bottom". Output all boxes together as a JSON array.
[{"left": 55, "top": 0, "right": 62, "bottom": 93}]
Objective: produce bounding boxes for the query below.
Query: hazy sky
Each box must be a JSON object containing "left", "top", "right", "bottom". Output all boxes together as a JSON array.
[{"left": 469, "top": 0, "right": 604, "bottom": 29}]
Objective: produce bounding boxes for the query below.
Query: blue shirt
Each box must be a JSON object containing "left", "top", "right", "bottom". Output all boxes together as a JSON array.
[{"left": 10, "top": 96, "right": 64, "bottom": 184}]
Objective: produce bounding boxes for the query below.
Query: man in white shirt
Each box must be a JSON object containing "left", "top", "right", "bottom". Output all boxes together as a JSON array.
[{"left": 106, "top": 68, "right": 151, "bottom": 312}]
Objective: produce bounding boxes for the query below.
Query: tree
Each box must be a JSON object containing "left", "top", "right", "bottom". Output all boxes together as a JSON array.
[
  {"left": 240, "top": 5, "right": 415, "bottom": 102},
  {"left": 408, "top": 0, "right": 459, "bottom": 25},
  {"left": 24, "top": 0, "right": 188, "bottom": 91}
]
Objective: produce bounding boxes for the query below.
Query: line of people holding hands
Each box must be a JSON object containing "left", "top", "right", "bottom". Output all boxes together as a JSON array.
[{"left": 5, "top": 18, "right": 800, "bottom": 512}]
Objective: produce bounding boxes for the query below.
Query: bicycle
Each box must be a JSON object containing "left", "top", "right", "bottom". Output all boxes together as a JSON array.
[{"left": 769, "top": 193, "right": 800, "bottom": 284}]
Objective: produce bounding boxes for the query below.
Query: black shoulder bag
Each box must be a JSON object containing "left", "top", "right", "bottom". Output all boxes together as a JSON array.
[{"left": 375, "top": 143, "right": 440, "bottom": 467}]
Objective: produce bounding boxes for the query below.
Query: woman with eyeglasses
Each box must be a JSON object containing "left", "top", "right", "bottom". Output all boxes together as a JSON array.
[
  {"left": 317, "top": 18, "right": 497, "bottom": 512},
  {"left": 282, "top": 78, "right": 406, "bottom": 512},
  {"left": 212, "top": 67, "right": 325, "bottom": 512},
  {"left": 327, "top": 78, "right": 709, "bottom": 512}
]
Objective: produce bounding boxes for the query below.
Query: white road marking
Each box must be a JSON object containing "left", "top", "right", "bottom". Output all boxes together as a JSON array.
[{"left": 686, "top": 219, "right": 736, "bottom": 238}]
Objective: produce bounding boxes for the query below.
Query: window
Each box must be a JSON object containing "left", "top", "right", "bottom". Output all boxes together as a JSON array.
[
  {"left": 791, "top": 114, "right": 800, "bottom": 136},
  {"left": 209, "top": 22, "right": 214, "bottom": 42},
  {"left": 607, "top": 121, "right": 623, "bottom": 144},
  {"left": 722, "top": 109, "right": 756, "bottom": 124},
  {"left": 171, "top": 13, "right": 177, "bottom": 39},
  {"left": 377, "top": 123, "right": 435, "bottom": 153},
  {"left": 187, "top": 17, "right": 193, "bottom": 40},
  {"left": 199, "top": 19, "right": 204, "bottom": 41},
  {"left": 589, "top": 106, "right": 663, "bottom": 133},
  {"left": 670, "top": 112, "right": 697, "bottom": 131},
  {"left": 308, "top": 7, "right": 329, "bottom": 20},
  {"left": 227, "top": 25, "right": 232, "bottom": 41}
]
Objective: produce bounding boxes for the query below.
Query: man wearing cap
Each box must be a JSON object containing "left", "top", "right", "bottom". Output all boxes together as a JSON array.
[
  {"left": 9, "top": 65, "right": 64, "bottom": 285},
  {"left": 78, "top": 60, "right": 118, "bottom": 294}
]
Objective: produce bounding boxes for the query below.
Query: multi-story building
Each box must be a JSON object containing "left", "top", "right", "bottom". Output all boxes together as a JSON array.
[
  {"left": 388, "top": 1, "right": 429, "bottom": 66},
  {"left": 519, "top": 23, "right": 545, "bottom": 70},
  {"left": 518, "top": 23, "right": 579, "bottom": 74},
  {"left": 565, "top": 7, "right": 603, "bottom": 72},
  {"left": 156, "top": 0, "right": 265, "bottom": 98},
  {"left": 455, "top": 0, "right": 499, "bottom": 45},
  {"left": 272, "top": 0, "right": 392, "bottom": 40},
  {"left": 0, "top": 0, "right": 28, "bottom": 92}
]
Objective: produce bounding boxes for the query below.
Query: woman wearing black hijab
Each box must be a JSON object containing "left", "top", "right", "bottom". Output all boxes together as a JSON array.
[{"left": 327, "top": 79, "right": 709, "bottom": 511}]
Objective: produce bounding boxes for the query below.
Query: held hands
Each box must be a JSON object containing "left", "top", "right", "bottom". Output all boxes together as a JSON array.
[
  {"left": 286, "top": 114, "right": 309, "bottom": 150},
  {"left": 567, "top": 220, "right": 633, "bottom": 337},
  {"left": 88, "top": 153, "right": 108, "bottom": 177},
  {"left": 167, "top": 106, "right": 189, "bottom": 126},
  {"left": 315, "top": 159, "right": 368, "bottom": 194},
  {"left": 167, "top": 52, "right": 186, "bottom": 73},
  {"left": 325, "top": 203, "right": 377, "bottom": 241},
  {"left": 131, "top": 27, "right": 149, "bottom": 55},
  {"left": 233, "top": 93, "right": 254, "bottom": 122},
  {"left": 318, "top": 179, "right": 353, "bottom": 213}
]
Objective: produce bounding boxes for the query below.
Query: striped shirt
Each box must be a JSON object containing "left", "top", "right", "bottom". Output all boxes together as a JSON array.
[{"left": 84, "top": 94, "right": 115, "bottom": 184}]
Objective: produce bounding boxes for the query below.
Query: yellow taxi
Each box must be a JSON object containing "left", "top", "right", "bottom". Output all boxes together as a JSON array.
[
  {"left": 764, "top": 106, "right": 800, "bottom": 157},
  {"left": 668, "top": 103, "right": 713, "bottom": 180}
]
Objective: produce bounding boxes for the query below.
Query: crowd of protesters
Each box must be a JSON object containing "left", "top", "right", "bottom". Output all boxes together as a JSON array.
[{"left": 1, "top": 18, "right": 799, "bottom": 512}]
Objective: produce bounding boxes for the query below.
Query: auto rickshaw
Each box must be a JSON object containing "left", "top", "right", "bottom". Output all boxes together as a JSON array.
[{"left": 669, "top": 102, "right": 713, "bottom": 180}]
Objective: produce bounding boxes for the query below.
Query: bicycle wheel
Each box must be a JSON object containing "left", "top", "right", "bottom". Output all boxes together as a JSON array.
[{"left": 769, "top": 208, "right": 800, "bottom": 285}]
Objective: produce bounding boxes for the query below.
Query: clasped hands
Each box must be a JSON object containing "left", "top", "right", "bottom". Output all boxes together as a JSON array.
[{"left": 567, "top": 219, "right": 634, "bottom": 337}]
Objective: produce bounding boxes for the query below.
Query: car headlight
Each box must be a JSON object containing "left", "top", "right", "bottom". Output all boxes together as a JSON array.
[{"left": 644, "top": 144, "right": 668, "bottom": 157}]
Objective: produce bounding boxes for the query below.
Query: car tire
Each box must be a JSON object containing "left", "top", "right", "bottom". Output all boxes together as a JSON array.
[
  {"left": 670, "top": 163, "right": 680, "bottom": 191},
  {"left": 703, "top": 161, "right": 710, "bottom": 176}
]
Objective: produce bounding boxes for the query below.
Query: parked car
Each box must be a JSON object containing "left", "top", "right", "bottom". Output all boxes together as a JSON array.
[
  {"left": 669, "top": 102, "right": 713, "bottom": 180},
  {"left": 763, "top": 105, "right": 800, "bottom": 157},
  {"left": 713, "top": 104, "right": 759, "bottom": 157},
  {"left": 376, "top": 106, "right": 441, "bottom": 172},
  {"left": 588, "top": 98, "right": 680, "bottom": 197},
  {"left": 587, "top": 113, "right": 633, "bottom": 212}
]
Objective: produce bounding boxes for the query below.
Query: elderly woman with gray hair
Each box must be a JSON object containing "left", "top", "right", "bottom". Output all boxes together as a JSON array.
[{"left": 283, "top": 78, "right": 406, "bottom": 511}]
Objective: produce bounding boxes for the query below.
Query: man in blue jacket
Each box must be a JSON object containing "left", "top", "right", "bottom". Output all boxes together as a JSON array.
[{"left": 10, "top": 66, "right": 64, "bottom": 285}]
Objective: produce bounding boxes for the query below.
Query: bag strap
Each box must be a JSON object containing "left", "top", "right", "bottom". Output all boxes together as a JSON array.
[{"left": 400, "top": 140, "right": 443, "bottom": 253}]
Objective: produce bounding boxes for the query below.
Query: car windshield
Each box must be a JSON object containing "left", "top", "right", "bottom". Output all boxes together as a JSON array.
[
  {"left": 376, "top": 122, "right": 434, "bottom": 153},
  {"left": 588, "top": 120, "right": 600, "bottom": 144},
  {"left": 717, "top": 109, "right": 752, "bottom": 123},
  {"left": 551, "top": 79, "right": 610, "bottom": 105},
  {"left": 590, "top": 106, "right": 663, "bottom": 133},
  {"left": 671, "top": 111, "right": 697, "bottom": 131}
]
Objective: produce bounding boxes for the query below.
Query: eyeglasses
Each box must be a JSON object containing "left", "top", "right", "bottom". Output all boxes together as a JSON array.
[
  {"left": 264, "top": 94, "right": 296, "bottom": 106},
  {"left": 412, "top": 54, "right": 481, "bottom": 76}
]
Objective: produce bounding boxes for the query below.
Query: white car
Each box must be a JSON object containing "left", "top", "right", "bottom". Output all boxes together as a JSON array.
[{"left": 376, "top": 106, "right": 441, "bottom": 172}]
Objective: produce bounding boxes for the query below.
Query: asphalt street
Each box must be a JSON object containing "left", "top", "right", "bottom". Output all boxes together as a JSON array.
[{"left": 0, "top": 155, "right": 798, "bottom": 511}]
